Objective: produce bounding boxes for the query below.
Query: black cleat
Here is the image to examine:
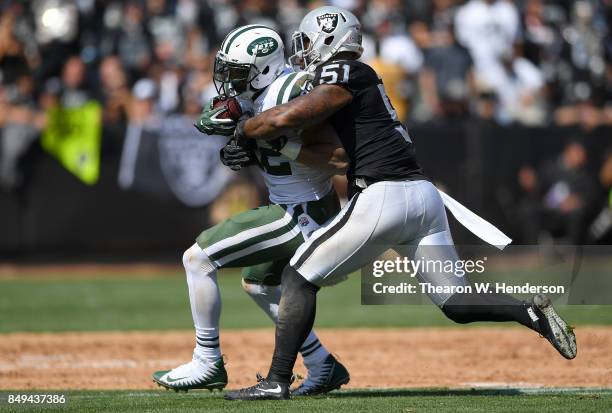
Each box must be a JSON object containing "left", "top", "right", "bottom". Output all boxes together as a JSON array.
[
  {"left": 530, "top": 294, "right": 577, "bottom": 359},
  {"left": 224, "top": 373, "right": 291, "bottom": 401}
]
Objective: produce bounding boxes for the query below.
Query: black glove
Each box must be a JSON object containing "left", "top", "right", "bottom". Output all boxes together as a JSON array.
[{"left": 220, "top": 138, "right": 257, "bottom": 171}]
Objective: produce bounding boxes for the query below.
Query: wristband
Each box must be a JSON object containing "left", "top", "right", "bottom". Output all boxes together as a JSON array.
[{"left": 279, "top": 140, "right": 302, "bottom": 160}]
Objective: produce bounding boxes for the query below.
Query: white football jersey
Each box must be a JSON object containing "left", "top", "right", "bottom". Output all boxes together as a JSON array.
[{"left": 250, "top": 68, "right": 333, "bottom": 204}]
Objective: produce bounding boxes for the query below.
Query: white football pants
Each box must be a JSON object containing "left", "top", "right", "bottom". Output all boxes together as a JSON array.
[{"left": 290, "top": 179, "right": 466, "bottom": 306}]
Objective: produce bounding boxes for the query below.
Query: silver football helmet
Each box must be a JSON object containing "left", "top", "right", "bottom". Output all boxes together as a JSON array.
[{"left": 289, "top": 6, "right": 363, "bottom": 70}]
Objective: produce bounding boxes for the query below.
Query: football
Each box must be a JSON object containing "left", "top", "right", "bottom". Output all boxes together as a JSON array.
[{"left": 212, "top": 96, "right": 243, "bottom": 121}]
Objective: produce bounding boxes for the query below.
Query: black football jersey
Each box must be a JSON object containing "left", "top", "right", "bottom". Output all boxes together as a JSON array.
[{"left": 311, "top": 59, "right": 425, "bottom": 183}]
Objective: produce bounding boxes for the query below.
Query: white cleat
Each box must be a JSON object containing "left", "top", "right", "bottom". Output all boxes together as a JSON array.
[{"left": 152, "top": 353, "right": 227, "bottom": 392}]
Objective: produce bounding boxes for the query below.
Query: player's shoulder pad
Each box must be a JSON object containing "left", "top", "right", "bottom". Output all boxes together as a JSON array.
[
  {"left": 312, "top": 59, "right": 378, "bottom": 93},
  {"left": 257, "top": 70, "right": 299, "bottom": 111},
  {"left": 277, "top": 71, "right": 312, "bottom": 105}
]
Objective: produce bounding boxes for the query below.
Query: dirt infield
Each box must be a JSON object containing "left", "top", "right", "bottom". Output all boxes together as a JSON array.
[{"left": 1, "top": 327, "right": 610, "bottom": 390}]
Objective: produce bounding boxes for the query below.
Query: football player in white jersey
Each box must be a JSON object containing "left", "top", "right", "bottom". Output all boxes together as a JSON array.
[{"left": 152, "top": 25, "right": 350, "bottom": 396}]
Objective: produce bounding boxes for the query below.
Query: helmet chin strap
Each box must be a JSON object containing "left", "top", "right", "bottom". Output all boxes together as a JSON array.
[
  {"left": 241, "top": 88, "right": 257, "bottom": 100},
  {"left": 243, "top": 55, "right": 265, "bottom": 99}
]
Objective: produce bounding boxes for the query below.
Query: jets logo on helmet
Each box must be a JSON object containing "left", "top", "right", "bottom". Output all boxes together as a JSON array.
[
  {"left": 247, "top": 37, "right": 279, "bottom": 57},
  {"left": 214, "top": 25, "right": 286, "bottom": 97},
  {"left": 316, "top": 13, "right": 339, "bottom": 33}
]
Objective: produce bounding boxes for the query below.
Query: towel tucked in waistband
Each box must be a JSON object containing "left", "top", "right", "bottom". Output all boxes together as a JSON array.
[{"left": 437, "top": 189, "right": 512, "bottom": 250}]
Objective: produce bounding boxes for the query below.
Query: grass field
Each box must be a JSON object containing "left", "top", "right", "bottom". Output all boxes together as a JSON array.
[
  {"left": 2, "top": 269, "right": 612, "bottom": 332},
  {"left": 1, "top": 267, "right": 611, "bottom": 412},
  {"left": 2, "top": 389, "right": 612, "bottom": 413}
]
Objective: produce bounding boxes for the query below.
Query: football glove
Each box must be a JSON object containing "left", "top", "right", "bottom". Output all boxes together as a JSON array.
[
  {"left": 195, "top": 98, "right": 236, "bottom": 136},
  {"left": 219, "top": 138, "right": 258, "bottom": 171}
]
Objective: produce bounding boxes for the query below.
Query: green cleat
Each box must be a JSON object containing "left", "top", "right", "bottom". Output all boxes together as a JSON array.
[{"left": 152, "top": 354, "right": 227, "bottom": 392}]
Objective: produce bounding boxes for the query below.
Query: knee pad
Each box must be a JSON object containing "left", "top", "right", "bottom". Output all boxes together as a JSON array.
[{"left": 182, "top": 243, "right": 216, "bottom": 275}]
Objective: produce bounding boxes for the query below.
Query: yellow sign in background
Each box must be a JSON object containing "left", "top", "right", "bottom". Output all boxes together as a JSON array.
[{"left": 42, "top": 101, "right": 102, "bottom": 185}]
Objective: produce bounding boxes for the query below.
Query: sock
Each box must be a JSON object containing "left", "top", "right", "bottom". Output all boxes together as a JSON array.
[
  {"left": 299, "top": 332, "right": 330, "bottom": 369},
  {"left": 268, "top": 265, "right": 319, "bottom": 383},
  {"left": 183, "top": 243, "right": 222, "bottom": 361},
  {"left": 194, "top": 327, "right": 220, "bottom": 361},
  {"left": 241, "top": 280, "right": 330, "bottom": 368},
  {"left": 441, "top": 292, "right": 538, "bottom": 332}
]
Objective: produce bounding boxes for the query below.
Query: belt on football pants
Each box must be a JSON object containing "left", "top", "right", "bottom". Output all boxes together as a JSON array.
[{"left": 348, "top": 176, "right": 409, "bottom": 198}]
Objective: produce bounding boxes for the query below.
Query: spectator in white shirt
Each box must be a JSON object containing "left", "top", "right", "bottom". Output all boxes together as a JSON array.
[{"left": 454, "top": 0, "right": 520, "bottom": 82}]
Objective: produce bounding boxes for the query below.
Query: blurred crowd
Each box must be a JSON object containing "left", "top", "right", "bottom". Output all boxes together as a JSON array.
[
  {"left": 516, "top": 140, "right": 612, "bottom": 244},
  {"left": 0, "top": 0, "right": 611, "bottom": 243}
]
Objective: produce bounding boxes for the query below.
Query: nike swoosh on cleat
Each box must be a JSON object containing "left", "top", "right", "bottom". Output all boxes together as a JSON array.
[
  {"left": 166, "top": 376, "right": 189, "bottom": 383},
  {"left": 259, "top": 385, "right": 282, "bottom": 394}
]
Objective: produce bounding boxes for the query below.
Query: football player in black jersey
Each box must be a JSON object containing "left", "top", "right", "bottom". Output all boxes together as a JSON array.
[{"left": 222, "top": 6, "right": 577, "bottom": 401}]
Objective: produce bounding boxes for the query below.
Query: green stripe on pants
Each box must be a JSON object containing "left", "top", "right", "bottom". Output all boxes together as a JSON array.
[
  {"left": 195, "top": 190, "right": 341, "bottom": 283},
  {"left": 196, "top": 204, "right": 302, "bottom": 268}
]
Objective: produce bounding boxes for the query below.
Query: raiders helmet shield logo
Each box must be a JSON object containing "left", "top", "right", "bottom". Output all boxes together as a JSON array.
[{"left": 316, "top": 13, "right": 339, "bottom": 33}]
